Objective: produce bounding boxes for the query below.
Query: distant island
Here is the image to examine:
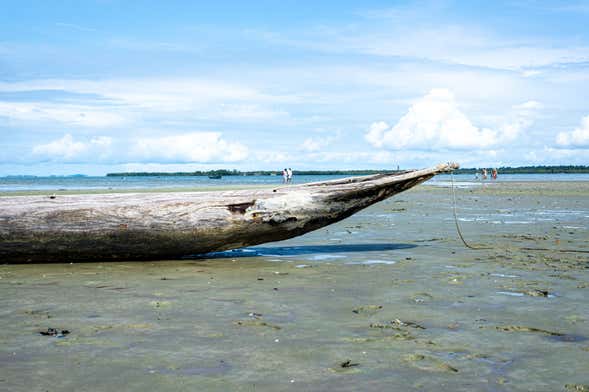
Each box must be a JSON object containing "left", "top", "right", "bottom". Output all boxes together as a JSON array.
[
  {"left": 454, "top": 165, "right": 589, "bottom": 174},
  {"left": 106, "top": 169, "right": 394, "bottom": 177},
  {"left": 106, "top": 165, "right": 589, "bottom": 177}
]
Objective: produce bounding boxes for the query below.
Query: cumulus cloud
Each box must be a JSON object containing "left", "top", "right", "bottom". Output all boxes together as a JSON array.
[
  {"left": 32, "top": 134, "right": 112, "bottom": 161},
  {"left": 365, "top": 121, "right": 390, "bottom": 149},
  {"left": 365, "top": 89, "right": 542, "bottom": 151},
  {"left": 31, "top": 132, "right": 248, "bottom": 164},
  {"left": 556, "top": 115, "right": 589, "bottom": 148},
  {"left": 365, "top": 89, "right": 498, "bottom": 150},
  {"left": 500, "top": 100, "right": 543, "bottom": 141},
  {"left": 130, "top": 132, "right": 248, "bottom": 163}
]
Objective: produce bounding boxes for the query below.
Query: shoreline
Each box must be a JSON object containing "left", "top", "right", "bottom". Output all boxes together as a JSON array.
[{"left": 1, "top": 179, "right": 588, "bottom": 197}]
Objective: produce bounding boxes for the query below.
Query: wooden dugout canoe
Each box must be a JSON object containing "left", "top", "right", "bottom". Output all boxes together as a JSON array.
[{"left": 0, "top": 163, "right": 458, "bottom": 263}]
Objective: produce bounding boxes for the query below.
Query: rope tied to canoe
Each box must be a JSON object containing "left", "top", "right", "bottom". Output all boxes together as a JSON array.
[
  {"left": 450, "top": 172, "right": 492, "bottom": 250},
  {"left": 449, "top": 172, "right": 589, "bottom": 253}
]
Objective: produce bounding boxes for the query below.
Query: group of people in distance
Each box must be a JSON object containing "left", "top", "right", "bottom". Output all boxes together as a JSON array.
[
  {"left": 282, "top": 168, "right": 293, "bottom": 184},
  {"left": 475, "top": 168, "right": 498, "bottom": 180}
]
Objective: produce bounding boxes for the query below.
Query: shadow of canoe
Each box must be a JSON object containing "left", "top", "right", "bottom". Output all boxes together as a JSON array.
[{"left": 189, "top": 243, "right": 417, "bottom": 259}]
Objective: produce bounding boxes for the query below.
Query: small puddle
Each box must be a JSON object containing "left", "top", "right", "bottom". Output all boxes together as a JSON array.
[
  {"left": 346, "top": 260, "right": 396, "bottom": 265},
  {"left": 496, "top": 291, "right": 524, "bottom": 297}
]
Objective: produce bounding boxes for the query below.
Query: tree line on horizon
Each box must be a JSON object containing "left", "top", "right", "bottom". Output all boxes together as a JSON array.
[{"left": 105, "top": 165, "right": 589, "bottom": 177}]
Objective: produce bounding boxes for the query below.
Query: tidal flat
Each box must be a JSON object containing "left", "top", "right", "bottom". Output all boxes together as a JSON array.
[{"left": 1, "top": 181, "right": 588, "bottom": 391}]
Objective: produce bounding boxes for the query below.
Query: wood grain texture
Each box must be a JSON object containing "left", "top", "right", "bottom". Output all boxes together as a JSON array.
[{"left": 0, "top": 163, "right": 458, "bottom": 263}]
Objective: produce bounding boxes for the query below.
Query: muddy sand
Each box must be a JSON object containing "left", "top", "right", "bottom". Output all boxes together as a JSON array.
[{"left": 1, "top": 181, "right": 588, "bottom": 391}]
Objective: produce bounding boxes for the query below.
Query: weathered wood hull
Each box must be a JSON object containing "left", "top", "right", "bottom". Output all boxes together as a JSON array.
[{"left": 0, "top": 163, "right": 458, "bottom": 263}]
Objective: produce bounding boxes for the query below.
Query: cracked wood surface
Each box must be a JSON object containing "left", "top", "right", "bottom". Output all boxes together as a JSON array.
[{"left": 0, "top": 163, "right": 457, "bottom": 263}]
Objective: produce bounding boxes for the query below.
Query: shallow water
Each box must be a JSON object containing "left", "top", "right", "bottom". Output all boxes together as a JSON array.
[
  {"left": 2, "top": 173, "right": 589, "bottom": 193},
  {"left": 1, "top": 182, "right": 588, "bottom": 391}
]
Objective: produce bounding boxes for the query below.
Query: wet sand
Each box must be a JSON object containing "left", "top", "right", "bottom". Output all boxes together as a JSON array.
[{"left": 1, "top": 181, "right": 588, "bottom": 391}]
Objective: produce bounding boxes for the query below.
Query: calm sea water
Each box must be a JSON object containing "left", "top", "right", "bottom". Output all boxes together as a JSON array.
[{"left": 0, "top": 173, "right": 588, "bottom": 192}]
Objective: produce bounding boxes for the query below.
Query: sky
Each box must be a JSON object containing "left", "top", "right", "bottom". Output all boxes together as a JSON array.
[{"left": 1, "top": 0, "right": 588, "bottom": 175}]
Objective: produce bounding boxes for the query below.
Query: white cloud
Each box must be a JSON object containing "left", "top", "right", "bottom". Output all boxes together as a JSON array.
[
  {"left": 365, "top": 90, "right": 542, "bottom": 151},
  {"left": 500, "top": 100, "right": 543, "bottom": 141},
  {"left": 365, "top": 89, "right": 498, "bottom": 150},
  {"left": 525, "top": 146, "right": 589, "bottom": 165},
  {"left": 522, "top": 69, "right": 542, "bottom": 78},
  {"left": 31, "top": 132, "right": 248, "bottom": 164},
  {"left": 130, "top": 132, "right": 248, "bottom": 163},
  {"left": 0, "top": 79, "right": 295, "bottom": 129},
  {"left": 90, "top": 136, "right": 113, "bottom": 148},
  {"left": 33, "top": 134, "right": 86, "bottom": 160},
  {"left": 300, "top": 132, "right": 340, "bottom": 152},
  {"left": 0, "top": 101, "right": 127, "bottom": 128},
  {"left": 556, "top": 115, "right": 589, "bottom": 148},
  {"left": 255, "top": 23, "right": 589, "bottom": 71},
  {"left": 365, "top": 121, "right": 390, "bottom": 149},
  {"left": 514, "top": 101, "right": 542, "bottom": 110},
  {"left": 32, "top": 134, "right": 112, "bottom": 161},
  {"left": 381, "top": 26, "right": 589, "bottom": 71},
  {"left": 301, "top": 138, "right": 324, "bottom": 152},
  {"left": 0, "top": 78, "right": 296, "bottom": 110},
  {"left": 442, "top": 45, "right": 589, "bottom": 72}
]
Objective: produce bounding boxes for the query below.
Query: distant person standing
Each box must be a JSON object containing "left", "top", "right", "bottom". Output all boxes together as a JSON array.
[
  {"left": 482, "top": 168, "right": 488, "bottom": 180},
  {"left": 492, "top": 168, "right": 498, "bottom": 180},
  {"left": 287, "top": 168, "right": 293, "bottom": 183},
  {"left": 282, "top": 168, "right": 288, "bottom": 183}
]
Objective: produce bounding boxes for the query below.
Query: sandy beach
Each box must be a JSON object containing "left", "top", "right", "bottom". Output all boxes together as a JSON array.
[{"left": 1, "top": 180, "right": 588, "bottom": 391}]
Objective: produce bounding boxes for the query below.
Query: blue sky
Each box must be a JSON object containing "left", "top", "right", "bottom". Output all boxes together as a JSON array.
[{"left": 1, "top": 0, "right": 588, "bottom": 175}]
